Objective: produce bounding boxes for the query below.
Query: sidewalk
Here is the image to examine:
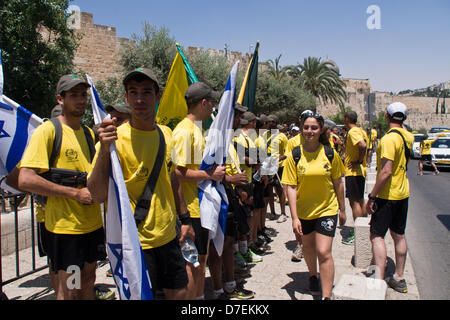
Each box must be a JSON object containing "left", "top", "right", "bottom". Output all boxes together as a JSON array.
[{"left": 1, "top": 156, "right": 420, "bottom": 300}]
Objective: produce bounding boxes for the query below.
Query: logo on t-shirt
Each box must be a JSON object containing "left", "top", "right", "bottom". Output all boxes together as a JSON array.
[
  {"left": 136, "top": 166, "right": 149, "bottom": 181},
  {"left": 321, "top": 218, "right": 335, "bottom": 232},
  {"left": 65, "top": 149, "right": 78, "bottom": 162}
]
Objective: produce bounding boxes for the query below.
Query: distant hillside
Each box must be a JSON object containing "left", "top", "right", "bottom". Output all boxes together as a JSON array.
[{"left": 398, "top": 81, "right": 450, "bottom": 97}]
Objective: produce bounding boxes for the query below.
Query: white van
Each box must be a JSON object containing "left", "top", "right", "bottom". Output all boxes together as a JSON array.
[{"left": 428, "top": 137, "right": 450, "bottom": 168}]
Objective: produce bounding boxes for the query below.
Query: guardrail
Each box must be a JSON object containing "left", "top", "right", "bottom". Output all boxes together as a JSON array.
[{"left": 0, "top": 192, "right": 48, "bottom": 300}]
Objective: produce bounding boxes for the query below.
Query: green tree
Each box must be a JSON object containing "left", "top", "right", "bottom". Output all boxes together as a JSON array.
[
  {"left": 0, "top": 0, "right": 79, "bottom": 117},
  {"left": 119, "top": 22, "right": 177, "bottom": 88},
  {"left": 254, "top": 72, "right": 316, "bottom": 124},
  {"left": 295, "top": 57, "right": 347, "bottom": 114},
  {"left": 264, "top": 54, "right": 289, "bottom": 81}
]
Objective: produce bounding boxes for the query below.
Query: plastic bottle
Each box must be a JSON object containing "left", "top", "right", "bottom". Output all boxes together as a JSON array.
[{"left": 180, "top": 238, "right": 200, "bottom": 267}]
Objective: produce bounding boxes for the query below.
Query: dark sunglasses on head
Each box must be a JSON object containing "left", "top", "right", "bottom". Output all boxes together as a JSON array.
[{"left": 304, "top": 113, "right": 324, "bottom": 124}]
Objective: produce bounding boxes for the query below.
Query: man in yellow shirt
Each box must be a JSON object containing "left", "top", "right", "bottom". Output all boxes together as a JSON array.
[
  {"left": 366, "top": 102, "right": 414, "bottom": 293},
  {"left": 18, "top": 74, "right": 104, "bottom": 300},
  {"left": 171, "top": 82, "right": 225, "bottom": 300},
  {"left": 88, "top": 68, "right": 190, "bottom": 300},
  {"left": 418, "top": 135, "right": 439, "bottom": 175},
  {"left": 342, "top": 111, "right": 367, "bottom": 245}
]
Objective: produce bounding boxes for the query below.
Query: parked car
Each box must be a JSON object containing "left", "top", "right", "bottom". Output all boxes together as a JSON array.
[
  {"left": 412, "top": 134, "right": 424, "bottom": 159},
  {"left": 427, "top": 137, "right": 450, "bottom": 169}
]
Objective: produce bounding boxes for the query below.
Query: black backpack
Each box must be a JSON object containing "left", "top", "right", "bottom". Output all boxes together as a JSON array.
[
  {"left": 388, "top": 129, "right": 411, "bottom": 171},
  {"left": 292, "top": 144, "right": 335, "bottom": 166}
]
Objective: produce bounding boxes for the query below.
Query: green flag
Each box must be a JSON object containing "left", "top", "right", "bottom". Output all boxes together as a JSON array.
[
  {"left": 442, "top": 96, "right": 446, "bottom": 114},
  {"left": 237, "top": 42, "right": 259, "bottom": 112}
]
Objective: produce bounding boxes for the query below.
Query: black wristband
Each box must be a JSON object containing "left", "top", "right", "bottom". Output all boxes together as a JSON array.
[
  {"left": 179, "top": 211, "right": 191, "bottom": 225},
  {"left": 368, "top": 194, "right": 376, "bottom": 201}
]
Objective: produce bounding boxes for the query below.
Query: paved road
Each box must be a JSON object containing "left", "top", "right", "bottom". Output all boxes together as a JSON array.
[{"left": 406, "top": 160, "right": 450, "bottom": 299}]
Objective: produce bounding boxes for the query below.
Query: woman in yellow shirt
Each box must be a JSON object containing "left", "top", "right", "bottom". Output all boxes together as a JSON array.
[{"left": 282, "top": 113, "right": 346, "bottom": 300}]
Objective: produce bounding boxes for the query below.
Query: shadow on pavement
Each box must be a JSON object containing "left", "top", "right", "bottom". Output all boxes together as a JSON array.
[{"left": 281, "top": 272, "right": 321, "bottom": 300}]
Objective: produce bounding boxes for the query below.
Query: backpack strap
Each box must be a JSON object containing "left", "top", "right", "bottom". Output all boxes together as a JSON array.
[
  {"left": 134, "top": 125, "right": 166, "bottom": 227},
  {"left": 389, "top": 129, "right": 411, "bottom": 170},
  {"left": 324, "top": 145, "right": 335, "bottom": 164},
  {"left": 292, "top": 146, "right": 301, "bottom": 166},
  {"left": 81, "top": 124, "right": 96, "bottom": 163},
  {"left": 49, "top": 118, "right": 62, "bottom": 168}
]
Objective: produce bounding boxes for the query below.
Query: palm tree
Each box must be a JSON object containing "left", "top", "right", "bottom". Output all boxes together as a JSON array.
[
  {"left": 295, "top": 57, "right": 347, "bottom": 114},
  {"left": 264, "top": 54, "right": 290, "bottom": 81}
]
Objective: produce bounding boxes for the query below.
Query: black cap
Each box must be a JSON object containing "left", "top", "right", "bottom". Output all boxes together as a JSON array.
[
  {"left": 123, "top": 68, "right": 160, "bottom": 91},
  {"left": 185, "top": 82, "right": 220, "bottom": 105},
  {"left": 56, "top": 74, "right": 90, "bottom": 95}
]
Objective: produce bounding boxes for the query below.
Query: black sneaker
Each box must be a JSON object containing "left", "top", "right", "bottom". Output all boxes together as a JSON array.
[
  {"left": 309, "top": 276, "right": 321, "bottom": 295},
  {"left": 226, "top": 287, "right": 255, "bottom": 300},
  {"left": 387, "top": 277, "right": 408, "bottom": 293}
]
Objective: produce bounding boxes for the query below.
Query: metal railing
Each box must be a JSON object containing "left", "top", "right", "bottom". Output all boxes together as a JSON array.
[{"left": 0, "top": 192, "right": 48, "bottom": 299}]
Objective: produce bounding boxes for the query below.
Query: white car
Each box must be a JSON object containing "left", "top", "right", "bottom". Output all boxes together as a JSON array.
[
  {"left": 412, "top": 134, "right": 424, "bottom": 159},
  {"left": 428, "top": 137, "right": 450, "bottom": 168}
]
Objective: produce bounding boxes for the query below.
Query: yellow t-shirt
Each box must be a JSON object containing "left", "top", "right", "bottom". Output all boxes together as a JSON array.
[
  {"left": 233, "top": 129, "right": 256, "bottom": 181},
  {"left": 371, "top": 129, "right": 378, "bottom": 143},
  {"left": 19, "top": 120, "right": 102, "bottom": 234},
  {"left": 172, "top": 118, "right": 205, "bottom": 219},
  {"left": 285, "top": 134, "right": 305, "bottom": 154},
  {"left": 281, "top": 144, "right": 344, "bottom": 220},
  {"left": 225, "top": 143, "right": 240, "bottom": 178},
  {"left": 100, "top": 123, "right": 177, "bottom": 249},
  {"left": 376, "top": 128, "right": 414, "bottom": 200},
  {"left": 267, "top": 132, "right": 288, "bottom": 167},
  {"left": 344, "top": 127, "right": 367, "bottom": 177},
  {"left": 420, "top": 139, "right": 435, "bottom": 155}
]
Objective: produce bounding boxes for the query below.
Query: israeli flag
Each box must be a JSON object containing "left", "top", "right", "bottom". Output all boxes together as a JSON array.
[
  {"left": 0, "top": 51, "right": 43, "bottom": 192},
  {"left": 198, "top": 61, "right": 239, "bottom": 256},
  {"left": 86, "top": 75, "right": 153, "bottom": 300}
]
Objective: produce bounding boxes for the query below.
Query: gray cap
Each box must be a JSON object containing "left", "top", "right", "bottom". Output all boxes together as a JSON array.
[
  {"left": 185, "top": 82, "right": 220, "bottom": 104},
  {"left": 240, "top": 111, "right": 256, "bottom": 125},
  {"left": 106, "top": 102, "right": 131, "bottom": 115},
  {"left": 123, "top": 67, "right": 160, "bottom": 91},
  {"left": 56, "top": 74, "right": 90, "bottom": 95},
  {"left": 235, "top": 103, "right": 248, "bottom": 113},
  {"left": 51, "top": 104, "right": 62, "bottom": 118},
  {"left": 267, "top": 114, "right": 278, "bottom": 123},
  {"left": 259, "top": 114, "right": 269, "bottom": 122}
]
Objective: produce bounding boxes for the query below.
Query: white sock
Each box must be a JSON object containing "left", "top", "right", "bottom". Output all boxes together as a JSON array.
[
  {"left": 239, "top": 240, "right": 248, "bottom": 255},
  {"left": 196, "top": 295, "right": 205, "bottom": 300},
  {"left": 214, "top": 288, "right": 224, "bottom": 297},
  {"left": 233, "top": 243, "right": 239, "bottom": 253}
]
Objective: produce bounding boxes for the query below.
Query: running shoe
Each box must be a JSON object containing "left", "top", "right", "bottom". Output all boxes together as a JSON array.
[
  {"left": 342, "top": 229, "right": 355, "bottom": 245},
  {"left": 244, "top": 248, "right": 262, "bottom": 263},
  {"left": 291, "top": 245, "right": 303, "bottom": 262},
  {"left": 226, "top": 287, "right": 255, "bottom": 300},
  {"left": 234, "top": 252, "right": 248, "bottom": 268},
  {"left": 387, "top": 277, "right": 408, "bottom": 293},
  {"left": 309, "top": 275, "right": 321, "bottom": 296},
  {"left": 95, "top": 286, "right": 116, "bottom": 300},
  {"left": 277, "top": 214, "right": 287, "bottom": 223}
]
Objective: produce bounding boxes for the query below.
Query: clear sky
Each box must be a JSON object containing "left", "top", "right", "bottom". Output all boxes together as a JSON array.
[{"left": 71, "top": 0, "right": 450, "bottom": 93}]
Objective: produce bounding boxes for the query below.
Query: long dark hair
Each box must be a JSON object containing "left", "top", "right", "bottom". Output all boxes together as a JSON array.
[{"left": 303, "top": 114, "right": 330, "bottom": 146}]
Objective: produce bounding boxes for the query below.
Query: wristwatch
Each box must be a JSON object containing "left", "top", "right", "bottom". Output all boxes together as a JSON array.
[
  {"left": 368, "top": 194, "right": 376, "bottom": 201},
  {"left": 178, "top": 211, "right": 191, "bottom": 225}
]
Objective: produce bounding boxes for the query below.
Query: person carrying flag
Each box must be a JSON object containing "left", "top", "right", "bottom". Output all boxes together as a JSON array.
[
  {"left": 171, "top": 82, "right": 225, "bottom": 300},
  {"left": 88, "top": 68, "right": 190, "bottom": 300},
  {"left": 17, "top": 75, "right": 105, "bottom": 300}
]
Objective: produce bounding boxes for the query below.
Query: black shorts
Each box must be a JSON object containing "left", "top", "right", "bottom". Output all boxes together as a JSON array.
[
  {"left": 300, "top": 215, "right": 338, "bottom": 237},
  {"left": 142, "top": 238, "right": 188, "bottom": 293},
  {"left": 252, "top": 181, "right": 265, "bottom": 209},
  {"left": 191, "top": 218, "right": 210, "bottom": 255},
  {"left": 263, "top": 183, "right": 273, "bottom": 198},
  {"left": 46, "top": 227, "right": 106, "bottom": 274},
  {"left": 225, "top": 213, "right": 238, "bottom": 238},
  {"left": 345, "top": 176, "right": 365, "bottom": 199},
  {"left": 37, "top": 222, "right": 49, "bottom": 258},
  {"left": 370, "top": 198, "right": 409, "bottom": 237},
  {"left": 421, "top": 154, "right": 432, "bottom": 161}
]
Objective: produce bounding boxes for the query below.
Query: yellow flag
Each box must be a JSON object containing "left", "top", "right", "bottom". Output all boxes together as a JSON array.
[{"left": 156, "top": 52, "right": 189, "bottom": 130}]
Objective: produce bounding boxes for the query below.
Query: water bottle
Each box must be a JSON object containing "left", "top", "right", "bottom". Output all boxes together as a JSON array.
[
  {"left": 180, "top": 238, "right": 200, "bottom": 267},
  {"left": 253, "top": 168, "right": 262, "bottom": 182}
]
